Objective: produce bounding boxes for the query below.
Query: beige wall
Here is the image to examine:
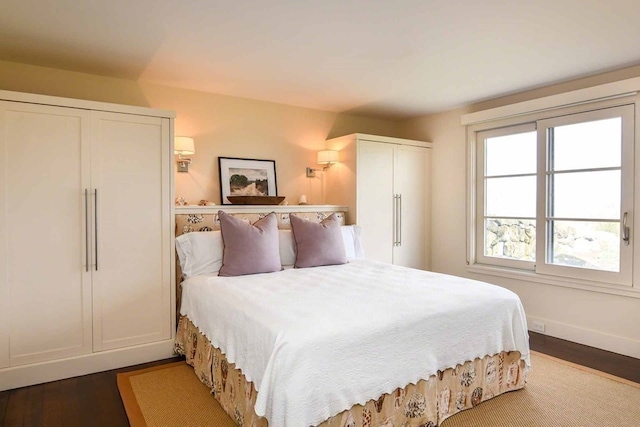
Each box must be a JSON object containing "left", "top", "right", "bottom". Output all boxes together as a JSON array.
[
  {"left": 399, "top": 66, "right": 640, "bottom": 359},
  {"left": 0, "top": 60, "right": 400, "bottom": 207}
]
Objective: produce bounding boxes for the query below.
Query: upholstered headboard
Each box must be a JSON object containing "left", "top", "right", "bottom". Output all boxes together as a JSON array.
[
  {"left": 175, "top": 208, "right": 346, "bottom": 237},
  {"left": 174, "top": 205, "right": 347, "bottom": 321}
]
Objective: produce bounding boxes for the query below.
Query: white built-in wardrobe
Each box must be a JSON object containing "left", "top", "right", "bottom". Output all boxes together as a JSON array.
[
  {"left": 325, "top": 134, "right": 432, "bottom": 270},
  {"left": 0, "top": 90, "right": 175, "bottom": 391}
]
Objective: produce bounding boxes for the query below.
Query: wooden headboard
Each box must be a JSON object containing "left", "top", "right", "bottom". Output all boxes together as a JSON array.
[{"left": 174, "top": 205, "right": 348, "bottom": 321}]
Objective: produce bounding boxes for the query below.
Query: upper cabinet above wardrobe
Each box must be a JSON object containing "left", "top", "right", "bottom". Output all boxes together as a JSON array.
[{"left": 324, "top": 134, "right": 432, "bottom": 270}]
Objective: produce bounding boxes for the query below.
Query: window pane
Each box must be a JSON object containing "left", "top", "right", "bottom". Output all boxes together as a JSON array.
[
  {"left": 548, "top": 220, "right": 620, "bottom": 272},
  {"left": 485, "top": 218, "right": 535, "bottom": 260},
  {"left": 551, "top": 170, "right": 620, "bottom": 219},
  {"left": 485, "top": 131, "right": 536, "bottom": 176},
  {"left": 552, "top": 117, "right": 621, "bottom": 171},
  {"left": 486, "top": 176, "right": 536, "bottom": 217}
]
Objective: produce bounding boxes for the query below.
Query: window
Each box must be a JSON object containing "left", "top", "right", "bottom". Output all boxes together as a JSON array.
[
  {"left": 473, "top": 103, "right": 634, "bottom": 286},
  {"left": 476, "top": 124, "right": 537, "bottom": 270}
]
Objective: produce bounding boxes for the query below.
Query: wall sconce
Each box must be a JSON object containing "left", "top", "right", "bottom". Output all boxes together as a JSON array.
[
  {"left": 174, "top": 136, "right": 195, "bottom": 173},
  {"left": 306, "top": 150, "right": 339, "bottom": 178}
]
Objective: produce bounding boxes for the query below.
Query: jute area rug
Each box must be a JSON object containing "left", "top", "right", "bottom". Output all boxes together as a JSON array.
[{"left": 117, "top": 351, "right": 640, "bottom": 427}]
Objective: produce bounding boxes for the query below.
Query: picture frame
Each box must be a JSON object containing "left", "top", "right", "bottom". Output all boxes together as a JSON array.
[{"left": 218, "top": 157, "right": 278, "bottom": 204}]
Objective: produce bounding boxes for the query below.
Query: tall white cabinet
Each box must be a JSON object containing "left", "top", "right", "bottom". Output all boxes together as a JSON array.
[
  {"left": 0, "top": 91, "right": 175, "bottom": 391},
  {"left": 325, "top": 134, "right": 432, "bottom": 270}
]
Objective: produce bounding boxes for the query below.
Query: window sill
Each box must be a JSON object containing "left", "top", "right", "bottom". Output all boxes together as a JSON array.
[{"left": 466, "top": 263, "right": 640, "bottom": 299}]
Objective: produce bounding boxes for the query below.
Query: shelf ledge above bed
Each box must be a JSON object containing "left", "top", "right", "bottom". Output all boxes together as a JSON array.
[{"left": 174, "top": 204, "right": 348, "bottom": 215}]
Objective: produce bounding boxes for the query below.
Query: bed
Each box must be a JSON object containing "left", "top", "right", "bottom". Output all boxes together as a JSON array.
[{"left": 174, "top": 209, "right": 530, "bottom": 427}]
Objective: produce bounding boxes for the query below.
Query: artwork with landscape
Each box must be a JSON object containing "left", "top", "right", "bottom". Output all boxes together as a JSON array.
[
  {"left": 229, "top": 168, "right": 269, "bottom": 195},
  {"left": 218, "top": 157, "right": 277, "bottom": 204}
]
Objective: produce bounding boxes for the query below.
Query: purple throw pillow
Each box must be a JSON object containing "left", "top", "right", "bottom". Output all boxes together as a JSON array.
[
  {"left": 290, "top": 213, "right": 347, "bottom": 268},
  {"left": 218, "top": 211, "right": 282, "bottom": 276}
]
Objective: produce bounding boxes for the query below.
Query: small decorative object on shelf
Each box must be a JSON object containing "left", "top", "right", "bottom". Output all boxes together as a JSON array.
[
  {"left": 175, "top": 196, "right": 187, "bottom": 206},
  {"left": 298, "top": 194, "right": 308, "bottom": 205},
  {"left": 226, "top": 196, "right": 285, "bottom": 205},
  {"left": 198, "top": 199, "right": 215, "bottom": 206}
]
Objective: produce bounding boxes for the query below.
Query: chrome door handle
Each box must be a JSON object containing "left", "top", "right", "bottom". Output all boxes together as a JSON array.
[
  {"left": 393, "top": 194, "right": 400, "bottom": 246},
  {"left": 94, "top": 189, "right": 98, "bottom": 270},
  {"left": 84, "top": 189, "right": 89, "bottom": 272},
  {"left": 623, "top": 212, "right": 630, "bottom": 246},
  {"left": 398, "top": 194, "right": 402, "bottom": 246}
]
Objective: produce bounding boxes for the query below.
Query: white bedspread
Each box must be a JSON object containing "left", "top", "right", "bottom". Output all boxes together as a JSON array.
[{"left": 180, "top": 259, "right": 530, "bottom": 427}]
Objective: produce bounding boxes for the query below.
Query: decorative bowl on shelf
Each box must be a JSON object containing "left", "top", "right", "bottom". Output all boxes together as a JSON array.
[{"left": 226, "top": 196, "right": 285, "bottom": 205}]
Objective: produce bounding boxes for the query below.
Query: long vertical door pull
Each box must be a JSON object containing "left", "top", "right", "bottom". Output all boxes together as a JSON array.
[
  {"left": 393, "top": 194, "right": 400, "bottom": 246},
  {"left": 398, "top": 194, "right": 402, "bottom": 246},
  {"left": 94, "top": 189, "right": 98, "bottom": 271},
  {"left": 84, "top": 189, "right": 89, "bottom": 272},
  {"left": 396, "top": 194, "right": 400, "bottom": 246}
]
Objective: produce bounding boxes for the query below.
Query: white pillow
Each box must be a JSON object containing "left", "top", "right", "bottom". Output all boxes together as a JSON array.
[
  {"left": 175, "top": 231, "right": 224, "bottom": 279},
  {"left": 175, "top": 225, "right": 365, "bottom": 278},
  {"left": 341, "top": 225, "right": 365, "bottom": 259},
  {"left": 279, "top": 230, "right": 296, "bottom": 267}
]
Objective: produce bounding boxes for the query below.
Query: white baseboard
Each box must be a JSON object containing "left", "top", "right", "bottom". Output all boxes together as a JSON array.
[
  {"left": 527, "top": 315, "right": 640, "bottom": 359},
  {"left": 0, "top": 339, "right": 176, "bottom": 391}
]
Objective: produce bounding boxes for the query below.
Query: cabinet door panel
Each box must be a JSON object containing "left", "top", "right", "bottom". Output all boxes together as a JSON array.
[
  {"left": 356, "top": 141, "right": 394, "bottom": 263},
  {"left": 0, "top": 101, "right": 92, "bottom": 367},
  {"left": 91, "top": 112, "right": 170, "bottom": 351},
  {"left": 394, "top": 146, "right": 429, "bottom": 269}
]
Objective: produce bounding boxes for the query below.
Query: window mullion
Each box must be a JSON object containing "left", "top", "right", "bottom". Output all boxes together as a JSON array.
[
  {"left": 535, "top": 123, "right": 547, "bottom": 271},
  {"left": 547, "top": 128, "right": 556, "bottom": 267}
]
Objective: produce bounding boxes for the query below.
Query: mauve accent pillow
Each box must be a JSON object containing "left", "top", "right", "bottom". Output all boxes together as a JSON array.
[
  {"left": 290, "top": 213, "right": 347, "bottom": 268},
  {"left": 218, "top": 211, "right": 282, "bottom": 276}
]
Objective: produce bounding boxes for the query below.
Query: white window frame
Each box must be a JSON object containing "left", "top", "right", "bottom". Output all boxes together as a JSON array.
[
  {"left": 475, "top": 123, "right": 537, "bottom": 270},
  {"left": 467, "top": 96, "right": 637, "bottom": 292},
  {"left": 535, "top": 105, "right": 634, "bottom": 286}
]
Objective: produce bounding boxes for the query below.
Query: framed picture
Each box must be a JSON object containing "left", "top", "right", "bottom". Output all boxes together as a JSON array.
[{"left": 218, "top": 157, "right": 278, "bottom": 204}]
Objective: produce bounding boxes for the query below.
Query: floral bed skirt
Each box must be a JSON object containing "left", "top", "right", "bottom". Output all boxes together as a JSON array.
[{"left": 174, "top": 315, "right": 526, "bottom": 427}]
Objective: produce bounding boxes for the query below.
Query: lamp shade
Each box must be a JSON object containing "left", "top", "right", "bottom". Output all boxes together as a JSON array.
[
  {"left": 317, "top": 150, "right": 339, "bottom": 165},
  {"left": 174, "top": 136, "right": 195, "bottom": 155}
]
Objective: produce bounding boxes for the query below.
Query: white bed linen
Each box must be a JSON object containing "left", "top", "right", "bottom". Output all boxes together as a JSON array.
[{"left": 180, "top": 259, "right": 530, "bottom": 427}]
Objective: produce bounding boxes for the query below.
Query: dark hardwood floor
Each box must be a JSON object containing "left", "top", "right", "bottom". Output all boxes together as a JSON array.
[
  {"left": 1, "top": 333, "right": 639, "bottom": 426},
  {"left": 0, "top": 357, "right": 183, "bottom": 427},
  {"left": 528, "top": 331, "right": 640, "bottom": 383}
]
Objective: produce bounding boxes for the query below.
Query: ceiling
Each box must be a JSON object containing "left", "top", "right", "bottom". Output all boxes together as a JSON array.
[{"left": 2, "top": 1, "right": 640, "bottom": 120}]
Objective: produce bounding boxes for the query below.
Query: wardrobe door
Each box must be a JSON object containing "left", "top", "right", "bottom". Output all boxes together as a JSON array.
[
  {"left": 0, "top": 101, "right": 92, "bottom": 367},
  {"left": 393, "top": 145, "right": 429, "bottom": 269},
  {"left": 356, "top": 140, "right": 395, "bottom": 264},
  {"left": 90, "top": 111, "right": 171, "bottom": 351}
]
